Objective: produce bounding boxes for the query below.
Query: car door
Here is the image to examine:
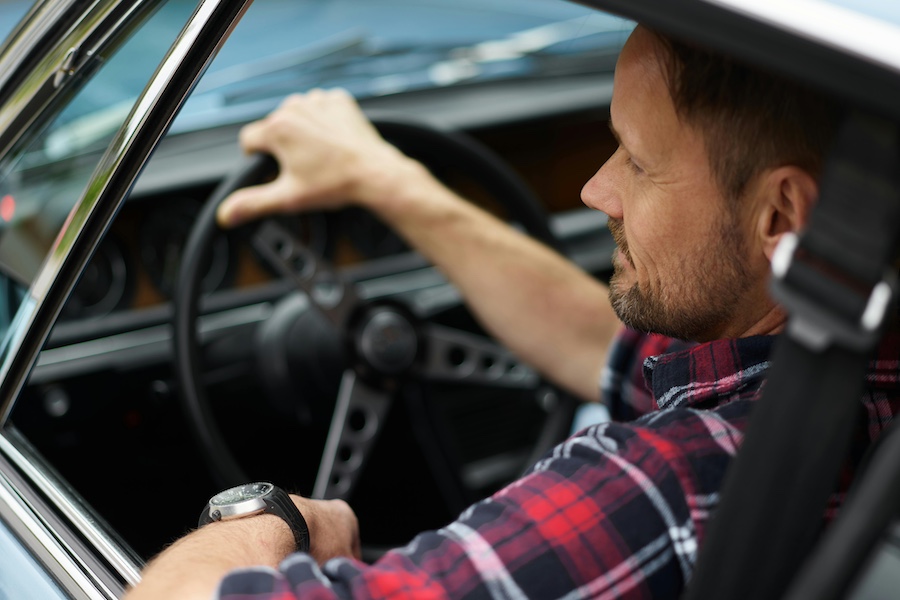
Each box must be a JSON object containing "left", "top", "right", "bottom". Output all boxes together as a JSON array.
[{"left": 0, "top": 0, "right": 250, "bottom": 596}]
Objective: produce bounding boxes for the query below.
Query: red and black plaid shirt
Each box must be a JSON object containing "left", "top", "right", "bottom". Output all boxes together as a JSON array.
[{"left": 216, "top": 328, "right": 900, "bottom": 599}]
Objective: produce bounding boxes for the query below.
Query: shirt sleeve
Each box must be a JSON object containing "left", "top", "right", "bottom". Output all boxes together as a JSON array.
[{"left": 215, "top": 416, "right": 718, "bottom": 600}]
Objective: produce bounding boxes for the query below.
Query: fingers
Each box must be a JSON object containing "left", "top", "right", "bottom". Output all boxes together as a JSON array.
[
  {"left": 215, "top": 88, "right": 391, "bottom": 228},
  {"left": 216, "top": 177, "right": 304, "bottom": 228},
  {"left": 240, "top": 88, "right": 375, "bottom": 155},
  {"left": 282, "top": 88, "right": 372, "bottom": 128}
]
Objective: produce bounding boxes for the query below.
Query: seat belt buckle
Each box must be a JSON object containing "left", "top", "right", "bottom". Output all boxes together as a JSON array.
[{"left": 770, "top": 232, "right": 895, "bottom": 353}]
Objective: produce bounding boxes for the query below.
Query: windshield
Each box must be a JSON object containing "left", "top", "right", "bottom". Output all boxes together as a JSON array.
[{"left": 44, "top": 0, "right": 632, "bottom": 152}]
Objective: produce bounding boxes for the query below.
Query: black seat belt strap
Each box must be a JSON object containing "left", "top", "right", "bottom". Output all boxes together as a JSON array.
[{"left": 684, "top": 113, "right": 900, "bottom": 600}]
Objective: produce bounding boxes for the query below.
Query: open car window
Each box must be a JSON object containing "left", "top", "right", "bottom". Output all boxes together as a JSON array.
[{"left": 0, "top": 0, "right": 195, "bottom": 351}]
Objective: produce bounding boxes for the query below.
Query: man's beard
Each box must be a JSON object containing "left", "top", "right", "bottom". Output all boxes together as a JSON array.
[{"left": 607, "top": 216, "right": 752, "bottom": 341}]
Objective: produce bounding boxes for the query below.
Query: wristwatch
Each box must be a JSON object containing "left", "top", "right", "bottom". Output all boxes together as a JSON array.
[{"left": 199, "top": 482, "right": 310, "bottom": 552}]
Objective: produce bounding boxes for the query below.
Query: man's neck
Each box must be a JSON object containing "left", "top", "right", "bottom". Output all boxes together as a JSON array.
[{"left": 732, "top": 305, "right": 788, "bottom": 338}]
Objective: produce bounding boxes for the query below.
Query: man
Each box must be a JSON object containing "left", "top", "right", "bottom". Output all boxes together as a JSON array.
[{"left": 127, "top": 24, "right": 897, "bottom": 599}]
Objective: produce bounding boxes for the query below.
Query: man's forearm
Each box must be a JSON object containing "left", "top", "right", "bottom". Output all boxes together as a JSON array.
[
  {"left": 127, "top": 495, "right": 359, "bottom": 599},
  {"left": 125, "top": 515, "right": 295, "bottom": 600},
  {"left": 362, "top": 161, "right": 618, "bottom": 401}
]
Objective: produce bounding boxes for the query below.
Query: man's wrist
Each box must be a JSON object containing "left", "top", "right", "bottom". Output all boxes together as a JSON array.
[
  {"left": 287, "top": 495, "right": 361, "bottom": 563},
  {"left": 354, "top": 152, "right": 442, "bottom": 215}
]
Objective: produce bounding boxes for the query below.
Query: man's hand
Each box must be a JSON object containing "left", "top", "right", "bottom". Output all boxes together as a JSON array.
[
  {"left": 217, "top": 88, "right": 423, "bottom": 227},
  {"left": 125, "top": 495, "right": 360, "bottom": 600},
  {"left": 294, "top": 495, "right": 361, "bottom": 563}
]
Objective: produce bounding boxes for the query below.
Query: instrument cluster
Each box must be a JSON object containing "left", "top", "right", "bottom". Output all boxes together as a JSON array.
[{"left": 60, "top": 192, "right": 410, "bottom": 320}]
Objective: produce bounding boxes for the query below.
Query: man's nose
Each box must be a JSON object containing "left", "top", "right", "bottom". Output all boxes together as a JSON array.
[{"left": 581, "top": 151, "right": 624, "bottom": 220}]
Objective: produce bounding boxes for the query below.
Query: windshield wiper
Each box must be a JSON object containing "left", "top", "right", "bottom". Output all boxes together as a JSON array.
[
  {"left": 427, "top": 15, "right": 629, "bottom": 86},
  {"left": 460, "top": 15, "right": 627, "bottom": 62},
  {"left": 193, "top": 29, "right": 373, "bottom": 96}
]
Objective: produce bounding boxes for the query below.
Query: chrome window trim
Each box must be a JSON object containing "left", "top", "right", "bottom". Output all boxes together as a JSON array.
[
  {"left": 0, "top": 430, "right": 141, "bottom": 590},
  {"left": 0, "top": 440, "right": 109, "bottom": 599},
  {"left": 0, "top": 0, "right": 162, "bottom": 159},
  {"left": 0, "top": 0, "right": 86, "bottom": 99}
]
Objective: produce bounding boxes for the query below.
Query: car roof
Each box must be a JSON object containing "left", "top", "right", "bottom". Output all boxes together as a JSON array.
[
  {"left": 705, "top": 0, "right": 900, "bottom": 73},
  {"left": 580, "top": 0, "right": 900, "bottom": 121}
]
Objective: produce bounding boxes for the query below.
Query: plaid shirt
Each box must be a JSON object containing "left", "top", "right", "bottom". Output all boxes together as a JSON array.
[{"left": 217, "top": 328, "right": 900, "bottom": 599}]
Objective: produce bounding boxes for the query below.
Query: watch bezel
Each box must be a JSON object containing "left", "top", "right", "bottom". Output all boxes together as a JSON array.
[{"left": 206, "top": 482, "right": 274, "bottom": 520}]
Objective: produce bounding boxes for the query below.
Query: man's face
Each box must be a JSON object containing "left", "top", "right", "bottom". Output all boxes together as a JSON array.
[{"left": 582, "top": 27, "right": 763, "bottom": 342}]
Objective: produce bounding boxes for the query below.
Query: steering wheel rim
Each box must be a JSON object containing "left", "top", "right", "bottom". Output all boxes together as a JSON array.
[{"left": 174, "top": 119, "right": 570, "bottom": 494}]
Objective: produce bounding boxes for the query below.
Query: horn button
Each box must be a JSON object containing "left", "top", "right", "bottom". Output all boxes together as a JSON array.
[{"left": 354, "top": 306, "right": 419, "bottom": 375}]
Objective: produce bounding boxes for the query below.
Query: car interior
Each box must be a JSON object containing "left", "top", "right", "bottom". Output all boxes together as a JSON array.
[{"left": 2, "top": 0, "right": 624, "bottom": 563}]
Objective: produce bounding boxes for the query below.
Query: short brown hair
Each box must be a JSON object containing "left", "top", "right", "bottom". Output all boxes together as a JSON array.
[{"left": 648, "top": 29, "right": 844, "bottom": 203}]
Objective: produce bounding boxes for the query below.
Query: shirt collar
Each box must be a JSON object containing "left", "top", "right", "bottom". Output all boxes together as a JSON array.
[{"left": 644, "top": 335, "right": 776, "bottom": 411}]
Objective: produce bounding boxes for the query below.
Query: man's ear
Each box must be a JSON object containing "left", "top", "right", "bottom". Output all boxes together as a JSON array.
[{"left": 755, "top": 166, "right": 819, "bottom": 262}]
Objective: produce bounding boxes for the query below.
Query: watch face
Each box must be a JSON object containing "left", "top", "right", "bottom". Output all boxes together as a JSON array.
[{"left": 210, "top": 482, "right": 273, "bottom": 508}]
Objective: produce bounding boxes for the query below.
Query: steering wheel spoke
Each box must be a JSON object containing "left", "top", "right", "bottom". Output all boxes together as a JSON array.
[
  {"left": 252, "top": 220, "right": 360, "bottom": 328},
  {"left": 421, "top": 324, "right": 539, "bottom": 389},
  {"left": 313, "top": 370, "right": 392, "bottom": 500}
]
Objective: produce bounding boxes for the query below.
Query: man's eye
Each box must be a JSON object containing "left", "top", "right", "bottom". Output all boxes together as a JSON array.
[{"left": 625, "top": 156, "right": 644, "bottom": 175}]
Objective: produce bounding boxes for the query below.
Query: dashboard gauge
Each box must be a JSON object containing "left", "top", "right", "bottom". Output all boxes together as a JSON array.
[
  {"left": 61, "top": 233, "right": 132, "bottom": 319},
  {"left": 139, "top": 198, "right": 236, "bottom": 298}
]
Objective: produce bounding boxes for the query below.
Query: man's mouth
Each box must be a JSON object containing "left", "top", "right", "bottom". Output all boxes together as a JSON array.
[{"left": 607, "top": 218, "right": 634, "bottom": 269}]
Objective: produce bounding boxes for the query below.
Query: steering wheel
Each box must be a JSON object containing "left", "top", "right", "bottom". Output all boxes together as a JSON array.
[{"left": 174, "top": 119, "right": 572, "bottom": 501}]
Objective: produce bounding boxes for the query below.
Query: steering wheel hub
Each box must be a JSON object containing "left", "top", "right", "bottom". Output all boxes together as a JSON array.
[{"left": 354, "top": 307, "right": 419, "bottom": 374}]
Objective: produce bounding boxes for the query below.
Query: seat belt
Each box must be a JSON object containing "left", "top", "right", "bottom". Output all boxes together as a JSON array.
[{"left": 684, "top": 113, "right": 900, "bottom": 600}]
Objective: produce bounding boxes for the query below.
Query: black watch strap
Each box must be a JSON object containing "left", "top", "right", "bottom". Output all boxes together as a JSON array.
[{"left": 265, "top": 487, "right": 310, "bottom": 553}]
